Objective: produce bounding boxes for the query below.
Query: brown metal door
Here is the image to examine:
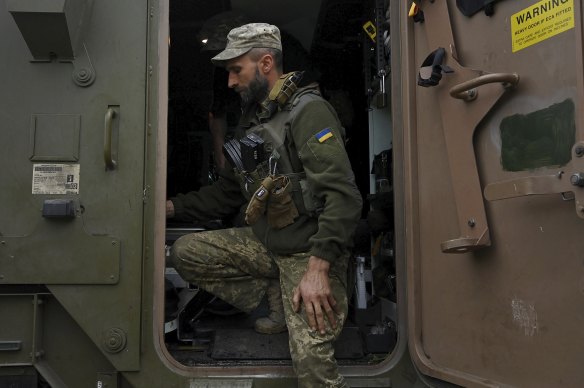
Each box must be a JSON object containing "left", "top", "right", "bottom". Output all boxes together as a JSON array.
[{"left": 398, "top": 0, "right": 584, "bottom": 386}]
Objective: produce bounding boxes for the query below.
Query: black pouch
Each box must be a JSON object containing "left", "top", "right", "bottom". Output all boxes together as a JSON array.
[
  {"left": 240, "top": 132, "right": 265, "bottom": 171},
  {"left": 456, "top": 0, "right": 498, "bottom": 17},
  {"left": 223, "top": 139, "right": 244, "bottom": 171}
]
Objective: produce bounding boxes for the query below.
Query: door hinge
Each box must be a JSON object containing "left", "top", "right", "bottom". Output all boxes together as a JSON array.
[{"left": 143, "top": 186, "right": 151, "bottom": 203}]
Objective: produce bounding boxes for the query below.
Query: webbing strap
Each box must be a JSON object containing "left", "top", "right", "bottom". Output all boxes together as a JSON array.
[
  {"left": 456, "top": 0, "right": 500, "bottom": 17},
  {"left": 417, "top": 47, "right": 453, "bottom": 87}
]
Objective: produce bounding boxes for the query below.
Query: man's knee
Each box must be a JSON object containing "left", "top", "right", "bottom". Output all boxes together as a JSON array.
[{"left": 169, "top": 234, "right": 200, "bottom": 272}]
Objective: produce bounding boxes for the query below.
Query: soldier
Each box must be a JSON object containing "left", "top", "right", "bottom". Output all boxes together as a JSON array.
[
  {"left": 199, "top": 12, "right": 319, "bottom": 172},
  {"left": 166, "top": 23, "right": 362, "bottom": 387},
  {"left": 198, "top": 11, "right": 250, "bottom": 171}
]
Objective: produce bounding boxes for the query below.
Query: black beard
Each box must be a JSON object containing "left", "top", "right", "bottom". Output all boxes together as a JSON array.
[{"left": 239, "top": 67, "right": 269, "bottom": 106}]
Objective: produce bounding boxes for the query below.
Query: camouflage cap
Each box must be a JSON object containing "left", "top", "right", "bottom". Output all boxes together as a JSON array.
[{"left": 211, "top": 23, "right": 282, "bottom": 65}]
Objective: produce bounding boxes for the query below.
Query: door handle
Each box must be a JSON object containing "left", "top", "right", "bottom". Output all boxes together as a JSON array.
[
  {"left": 104, "top": 107, "right": 117, "bottom": 170},
  {"left": 0, "top": 341, "right": 22, "bottom": 351},
  {"left": 450, "top": 73, "right": 520, "bottom": 101}
]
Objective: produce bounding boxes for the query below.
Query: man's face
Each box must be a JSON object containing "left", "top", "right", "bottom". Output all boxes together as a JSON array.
[{"left": 225, "top": 54, "right": 269, "bottom": 106}]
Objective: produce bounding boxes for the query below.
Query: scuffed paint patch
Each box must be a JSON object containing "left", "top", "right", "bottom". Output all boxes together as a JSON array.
[
  {"left": 511, "top": 298, "right": 538, "bottom": 337},
  {"left": 500, "top": 99, "right": 575, "bottom": 172}
]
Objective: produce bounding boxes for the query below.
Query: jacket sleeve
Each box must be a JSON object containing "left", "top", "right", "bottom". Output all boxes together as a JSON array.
[
  {"left": 292, "top": 99, "right": 363, "bottom": 262},
  {"left": 170, "top": 166, "right": 247, "bottom": 222}
]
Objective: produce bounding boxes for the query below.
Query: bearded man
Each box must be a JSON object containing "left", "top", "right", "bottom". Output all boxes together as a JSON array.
[{"left": 167, "top": 23, "right": 362, "bottom": 387}]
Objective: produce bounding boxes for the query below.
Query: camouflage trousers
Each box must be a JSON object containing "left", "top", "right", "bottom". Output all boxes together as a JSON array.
[{"left": 170, "top": 227, "right": 349, "bottom": 388}]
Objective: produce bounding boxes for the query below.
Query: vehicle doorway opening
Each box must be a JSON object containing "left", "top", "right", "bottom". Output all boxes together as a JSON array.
[{"left": 163, "top": 0, "right": 396, "bottom": 371}]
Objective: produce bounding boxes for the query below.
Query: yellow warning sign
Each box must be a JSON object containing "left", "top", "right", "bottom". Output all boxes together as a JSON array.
[{"left": 511, "top": 0, "right": 574, "bottom": 53}]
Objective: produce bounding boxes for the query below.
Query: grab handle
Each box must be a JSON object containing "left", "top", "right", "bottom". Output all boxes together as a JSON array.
[
  {"left": 104, "top": 107, "right": 117, "bottom": 170},
  {"left": 450, "top": 73, "right": 520, "bottom": 101}
]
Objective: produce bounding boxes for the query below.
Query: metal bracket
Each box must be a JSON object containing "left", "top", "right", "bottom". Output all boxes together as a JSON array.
[
  {"left": 7, "top": 0, "right": 96, "bottom": 87},
  {"left": 485, "top": 143, "right": 584, "bottom": 218},
  {"left": 420, "top": 1, "right": 519, "bottom": 253},
  {"left": 61, "top": 43, "right": 96, "bottom": 87}
]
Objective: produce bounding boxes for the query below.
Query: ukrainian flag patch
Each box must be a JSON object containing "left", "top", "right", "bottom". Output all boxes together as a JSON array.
[{"left": 315, "top": 128, "right": 333, "bottom": 143}]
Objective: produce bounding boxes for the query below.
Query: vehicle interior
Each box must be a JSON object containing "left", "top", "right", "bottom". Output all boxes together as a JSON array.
[{"left": 164, "top": 0, "right": 395, "bottom": 367}]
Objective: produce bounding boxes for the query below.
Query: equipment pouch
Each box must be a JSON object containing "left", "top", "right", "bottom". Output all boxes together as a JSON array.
[
  {"left": 456, "top": 0, "right": 498, "bottom": 17},
  {"left": 245, "top": 176, "right": 275, "bottom": 226},
  {"left": 267, "top": 176, "right": 299, "bottom": 229}
]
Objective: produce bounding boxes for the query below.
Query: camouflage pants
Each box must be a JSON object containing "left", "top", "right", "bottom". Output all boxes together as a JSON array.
[{"left": 170, "top": 227, "right": 349, "bottom": 388}]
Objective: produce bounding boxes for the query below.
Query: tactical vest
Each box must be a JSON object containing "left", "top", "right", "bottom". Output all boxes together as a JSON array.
[{"left": 234, "top": 83, "right": 343, "bottom": 217}]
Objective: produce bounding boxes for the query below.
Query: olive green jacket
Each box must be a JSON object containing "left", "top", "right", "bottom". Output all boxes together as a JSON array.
[{"left": 170, "top": 86, "right": 362, "bottom": 263}]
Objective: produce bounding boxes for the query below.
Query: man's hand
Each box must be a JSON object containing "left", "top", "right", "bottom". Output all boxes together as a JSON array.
[
  {"left": 166, "top": 200, "right": 175, "bottom": 218},
  {"left": 292, "top": 256, "right": 339, "bottom": 335}
]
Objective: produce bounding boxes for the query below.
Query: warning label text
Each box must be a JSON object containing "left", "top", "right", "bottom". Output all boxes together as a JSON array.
[{"left": 511, "top": 0, "right": 574, "bottom": 52}]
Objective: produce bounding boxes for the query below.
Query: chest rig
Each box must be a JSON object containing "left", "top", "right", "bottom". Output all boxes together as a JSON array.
[{"left": 223, "top": 72, "right": 326, "bottom": 220}]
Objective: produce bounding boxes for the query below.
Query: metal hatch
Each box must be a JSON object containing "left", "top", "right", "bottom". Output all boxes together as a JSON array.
[
  {"left": 0, "top": 0, "right": 149, "bottom": 372},
  {"left": 397, "top": 0, "right": 584, "bottom": 386}
]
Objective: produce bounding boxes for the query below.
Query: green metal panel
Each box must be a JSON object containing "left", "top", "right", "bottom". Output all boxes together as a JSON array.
[
  {"left": 0, "top": 0, "right": 148, "bottom": 373},
  {"left": 0, "top": 226, "right": 120, "bottom": 284},
  {"left": 1, "top": 0, "right": 419, "bottom": 386},
  {"left": 0, "top": 367, "right": 38, "bottom": 386},
  {"left": 37, "top": 296, "right": 121, "bottom": 388},
  {"left": 29, "top": 114, "right": 81, "bottom": 161},
  {"left": 0, "top": 295, "right": 35, "bottom": 365}
]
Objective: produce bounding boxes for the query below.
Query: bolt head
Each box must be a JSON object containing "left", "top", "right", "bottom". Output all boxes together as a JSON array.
[{"left": 571, "top": 173, "right": 584, "bottom": 187}]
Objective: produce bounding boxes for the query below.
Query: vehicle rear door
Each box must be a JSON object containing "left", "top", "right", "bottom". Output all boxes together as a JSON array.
[{"left": 398, "top": 0, "right": 584, "bottom": 386}]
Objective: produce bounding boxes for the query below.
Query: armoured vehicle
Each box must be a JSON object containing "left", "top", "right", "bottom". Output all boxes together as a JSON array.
[{"left": 1, "top": 0, "right": 583, "bottom": 387}]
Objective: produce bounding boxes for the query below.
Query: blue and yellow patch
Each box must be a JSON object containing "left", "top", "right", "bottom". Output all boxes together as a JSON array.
[{"left": 315, "top": 128, "right": 333, "bottom": 143}]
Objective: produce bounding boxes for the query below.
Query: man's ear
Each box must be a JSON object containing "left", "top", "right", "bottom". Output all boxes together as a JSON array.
[{"left": 259, "top": 54, "right": 274, "bottom": 74}]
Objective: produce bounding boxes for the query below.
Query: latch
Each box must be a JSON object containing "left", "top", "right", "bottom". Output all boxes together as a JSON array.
[
  {"left": 485, "top": 143, "right": 584, "bottom": 218},
  {"left": 42, "top": 199, "right": 76, "bottom": 219},
  {"left": 417, "top": 47, "right": 453, "bottom": 87}
]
